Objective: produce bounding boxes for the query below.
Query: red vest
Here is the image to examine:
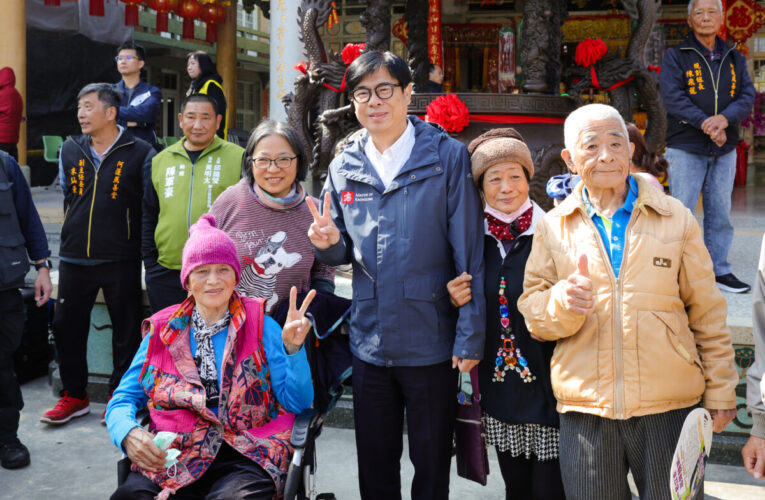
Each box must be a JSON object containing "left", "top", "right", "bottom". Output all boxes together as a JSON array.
[{"left": 136, "top": 295, "right": 295, "bottom": 498}]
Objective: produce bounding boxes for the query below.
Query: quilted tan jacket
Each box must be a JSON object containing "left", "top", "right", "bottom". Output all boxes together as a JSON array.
[{"left": 518, "top": 175, "right": 737, "bottom": 419}]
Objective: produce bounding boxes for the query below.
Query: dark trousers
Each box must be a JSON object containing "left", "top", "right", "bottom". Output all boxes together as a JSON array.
[
  {"left": 559, "top": 406, "right": 700, "bottom": 500},
  {"left": 52, "top": 260, "right": 143, "bottom": 396},
  {"left": 0, "top": 143, "right": 18, "bottom": 161},
  {"left": 0, "top": 289, "right": 24, "bottom": 444},
  {"left": 352, "top": 356, "right": 457, "bottom": 500},
  {"left": 144, "top": 261, "right": 187, "bottom": 314},
  {"left": 111, "top": 442, "right": 275, "bottom": 500},
  {"left": 496, "top": 450, "right": 565, "bottom": 500}
]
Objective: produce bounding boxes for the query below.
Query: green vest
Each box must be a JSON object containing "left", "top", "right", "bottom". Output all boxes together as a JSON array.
[{"left": 152, "top": 135, "right": 243, "bottom": 269}]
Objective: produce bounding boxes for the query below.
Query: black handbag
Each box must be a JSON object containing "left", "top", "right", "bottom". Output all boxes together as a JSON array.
[{"left": 455, "top": 366, "right": 490, "bottom": 485}]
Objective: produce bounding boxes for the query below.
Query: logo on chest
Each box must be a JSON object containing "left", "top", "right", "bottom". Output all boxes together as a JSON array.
[
  {"left": 653, "top": 257, "right": 671, "bottom": 268},
  {"left": 341, "top": 191, "right": 374, "bottom": 204}
]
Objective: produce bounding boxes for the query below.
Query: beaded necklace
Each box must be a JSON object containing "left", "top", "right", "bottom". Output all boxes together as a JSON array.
[{"left": 493, "top": 276, "right": 535, "bottom": 383}]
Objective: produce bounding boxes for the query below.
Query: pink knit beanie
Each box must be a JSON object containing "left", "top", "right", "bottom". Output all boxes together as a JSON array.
[{"left": 180, "top": 214, "right": 241, "bottom": 290}]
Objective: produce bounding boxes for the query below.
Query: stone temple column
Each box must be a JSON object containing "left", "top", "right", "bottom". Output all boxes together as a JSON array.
[
  {"left": 0, "top": 0, "right": 26, "bottom": 167},
  {"left": 269, "top": 0, "right": 303, "bottom": 121}
]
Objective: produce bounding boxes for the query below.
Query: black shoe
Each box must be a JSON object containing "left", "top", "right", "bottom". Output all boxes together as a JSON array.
[
  {"left": 0, "top": 441, "right": 30, "bottom": 469},
  {"left": 716, "top": 273, "right": 751, "bottom": 294}
]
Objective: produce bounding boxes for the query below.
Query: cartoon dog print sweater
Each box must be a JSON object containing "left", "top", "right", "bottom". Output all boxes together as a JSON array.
[{"left": 210, "top": 179, "right": 335, "bottom": 312}]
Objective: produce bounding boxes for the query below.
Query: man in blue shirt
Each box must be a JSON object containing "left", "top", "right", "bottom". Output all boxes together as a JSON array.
[
  {"left": 113, "top": 42, "right": 162, "bottom": 148},
  {"left": 0, "top": 151, "right": 52, "bottom": 469},
  {"left": 659, "top": 0, "right": 755, "bottom": 293}
]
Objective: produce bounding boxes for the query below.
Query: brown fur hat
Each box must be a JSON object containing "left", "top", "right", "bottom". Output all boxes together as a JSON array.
[{"left": 467, "top": 128, "right": 534, "bottom": 186}]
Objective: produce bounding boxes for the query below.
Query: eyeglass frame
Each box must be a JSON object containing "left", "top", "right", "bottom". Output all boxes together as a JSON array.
[
  {"left": 249, "top": 156, "right": 298, "bottom": 170},
  {"left": 349, "top": 82, "right": 403, "bottom": 104},
  {"left": 115, "top": 55, "right": 138, "bottom": 62}
]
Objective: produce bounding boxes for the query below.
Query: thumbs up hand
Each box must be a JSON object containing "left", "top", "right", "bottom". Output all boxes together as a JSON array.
[{"left": 564, "top": 254, "right": 594, "bottom": 315}]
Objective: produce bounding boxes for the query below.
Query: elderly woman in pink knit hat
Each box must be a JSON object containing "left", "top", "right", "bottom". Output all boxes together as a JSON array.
[
  {"left": 446, "top": 128, "right": 565, "bottom": 499},
  {"left": 105, "top": 214, "right": 315, "bottom": 500}
]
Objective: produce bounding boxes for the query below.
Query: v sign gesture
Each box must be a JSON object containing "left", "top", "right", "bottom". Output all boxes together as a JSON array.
[
  {"left": 306, "top": 192, "right": 341, "bottom": 249},
  {"left": 282, "top": 286, "right": 317, "bottom": 354}
]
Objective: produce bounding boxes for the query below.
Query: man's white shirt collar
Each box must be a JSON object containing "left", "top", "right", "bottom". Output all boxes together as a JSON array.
[{"left": 364, "top": 120, "right": 415, "bottom": 188}]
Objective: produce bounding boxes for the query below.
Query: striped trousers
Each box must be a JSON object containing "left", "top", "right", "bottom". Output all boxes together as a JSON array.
[{"left": 558, "top": 406, "right": 702, "bottom": 500}]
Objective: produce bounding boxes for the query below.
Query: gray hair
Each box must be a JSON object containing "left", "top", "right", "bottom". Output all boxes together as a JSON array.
[
  {"left": 242, "top": 119, "right": 307, "bottom": 184},
  {"left": 563, "top": 103, "right": 628, "bottom": 161},
  {"left": 77, "top": 83, "right": 121, "bottom": 111},
  {"left": 687, "top": 0, "right": 723, "bottom": 16}
]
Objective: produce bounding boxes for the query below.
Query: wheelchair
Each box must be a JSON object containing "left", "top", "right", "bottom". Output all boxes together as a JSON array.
[{"left": 117, "top": 290, "right": 352, "bottom": 500}]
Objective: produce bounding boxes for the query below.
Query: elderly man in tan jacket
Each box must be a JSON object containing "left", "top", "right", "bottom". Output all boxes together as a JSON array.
[{"left": 518, "top": 103, "right": 738, "bottom": 499}]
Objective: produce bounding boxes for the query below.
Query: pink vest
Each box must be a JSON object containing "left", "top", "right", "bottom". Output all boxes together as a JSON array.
[{"left": 135, "top": 295, "right": 295, "bottom": 499}]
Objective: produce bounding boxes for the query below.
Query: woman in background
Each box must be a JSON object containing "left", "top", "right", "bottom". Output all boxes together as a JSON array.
[
  {"left": 627, "top": 122, "right": 667, "bottom": 191},
  {"left": 186, "top": 51, "right": 227, "bottom": 139}
]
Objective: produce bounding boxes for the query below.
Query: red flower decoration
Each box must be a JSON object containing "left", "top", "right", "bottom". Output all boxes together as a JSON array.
[
  {"left": 293, "top": 61, "right": 308, "bottom": 74},
  {"left": 425, "top": 94, "right": 470, "bottom": 133},
  {"left": 575, "top": 38, "right": 608, "bottom": 67},
  {"left": 341, "top": 43, "right": 366, "bottom": 65}
]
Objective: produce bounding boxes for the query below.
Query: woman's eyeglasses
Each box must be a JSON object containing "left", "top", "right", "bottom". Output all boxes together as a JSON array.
[{"left": 250, "top": 156, "right": 297, "bottom": 169}]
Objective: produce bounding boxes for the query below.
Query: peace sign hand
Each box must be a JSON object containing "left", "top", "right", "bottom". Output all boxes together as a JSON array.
[
  {"left": 306, "top": 193, "right": 341, "bottom": 250},
  {"left": 282, "top": 286, "right": 317, "bottom": 354}
]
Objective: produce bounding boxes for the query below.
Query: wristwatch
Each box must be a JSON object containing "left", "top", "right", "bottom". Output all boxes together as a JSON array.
[{"left": 34, "top": 259, "right": 52, "bottom": 271}]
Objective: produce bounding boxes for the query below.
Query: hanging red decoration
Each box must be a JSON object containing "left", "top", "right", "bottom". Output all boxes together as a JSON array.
[
  {"left": 90, "top": 0, "right": 105, "bottom": 16},
  {"left": 44, "top": 0, "right": 61, "bottom": 6},
  {"left": 200, "top": 3, "right": 226, "bottom": 43},
  {"left": 148, "top": 0, "right": 179, "bottom": 33},
  {"left": 425, "top": 94, "right": 470, "bottom": 133},
  {"left": 574, "top": 38, "right": 608, "bottom": 68},
  {"left": 176, "top": 0, "right": 201, "bottom": 39},
  {"left": 326, "top": 2, "right": 339, "bottom": 29},
  {"left": 120, "top": 0, "right": 145, "bottom": 26},
  {"left": 427, "top": 0, "right": 443, "bottom": 67},
  {"left": 341, "top": 43, "right": 366, "bottom": 65},
  {"left": 392, "top": 15, "right": 408, "bottom": 46}
]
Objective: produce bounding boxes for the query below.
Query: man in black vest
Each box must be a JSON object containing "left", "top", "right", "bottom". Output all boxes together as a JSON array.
[
  {"left": 41, "top": 83, "right": 155, "bottom": 426},
  {"left": 659, "top": 0, "right": 755, "bottom": 294},
  {"left": 0, "top": 151, "right": 51, "bottom": 469}
]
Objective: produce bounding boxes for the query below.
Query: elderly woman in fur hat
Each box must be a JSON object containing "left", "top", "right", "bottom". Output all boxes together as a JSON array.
[{"left": 447, "top": 129, "right": 565, "bottom": 500}]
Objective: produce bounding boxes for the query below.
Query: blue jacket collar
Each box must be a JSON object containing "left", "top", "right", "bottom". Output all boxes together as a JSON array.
[{"left": 337, "top": 116, "right": 444, "bottom": 191}]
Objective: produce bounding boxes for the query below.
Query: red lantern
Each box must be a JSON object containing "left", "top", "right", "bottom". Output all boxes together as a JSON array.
[
  {"left": 148, "top": 0, "right": 179, "bottom": 33},
  {"left": 120, "top": 0, "right": 146, "bottom": 26},
  {"left": 176, "top": 0, "right": 201, "bottom": 39},
  {"left": 200, "top": 3, "right": 226, "bottom": 43}
]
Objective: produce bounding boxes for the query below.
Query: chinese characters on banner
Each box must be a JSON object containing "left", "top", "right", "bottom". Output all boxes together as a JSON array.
[
  {"left": 428, "top": 0, "right": 443, "bottom": 67},
  {"left": 269, "top": 0, "right": 303, "bottom": 121}
]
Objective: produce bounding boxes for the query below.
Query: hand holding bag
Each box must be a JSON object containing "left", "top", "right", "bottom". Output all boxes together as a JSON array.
[{"left": 455, "top": 366, "right": 489, "bottom": 485}]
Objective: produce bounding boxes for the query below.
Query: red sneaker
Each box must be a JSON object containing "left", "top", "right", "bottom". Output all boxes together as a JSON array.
[{"left": 40, "top": 392, "right": 90, "bottom": 425}]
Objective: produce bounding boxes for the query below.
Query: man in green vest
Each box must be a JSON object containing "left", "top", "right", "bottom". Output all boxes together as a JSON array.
[{"left": 142, "top": 94, "right": 243, "bottom": 312}]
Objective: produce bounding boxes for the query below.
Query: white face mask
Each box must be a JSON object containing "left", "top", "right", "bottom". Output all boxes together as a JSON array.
[{"left": 484, "top": 198, "right": 532, "bottom": 224}]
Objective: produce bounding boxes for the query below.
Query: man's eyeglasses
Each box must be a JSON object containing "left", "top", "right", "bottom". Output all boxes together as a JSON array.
[
  {"left": 250, "top": 156, "right": 297, "bottom": 169},
  {"left": 115, "top": 55, "right": 137, "bottom": 62},
  {"left": 349, "top": 83, "right": 402, "bottom": 103}
]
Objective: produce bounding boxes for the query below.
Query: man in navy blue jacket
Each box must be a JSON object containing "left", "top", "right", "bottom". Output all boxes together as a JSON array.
[
  {"left": 112, "top": 42, "right": 162, "bottom": 147},
  {"left": 0, "top": 151, "right": 51, "bottom": 469},
  {"left": 308, "top": 51, "right": 485, "bottom": 500},
  {"left": 660, "top": 0, "right": 755, "bottom": 293}
]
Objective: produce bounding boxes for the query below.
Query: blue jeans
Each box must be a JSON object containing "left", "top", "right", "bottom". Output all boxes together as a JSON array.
[{"left": 666, "top": 147, "right": 736, "bottom": 276}]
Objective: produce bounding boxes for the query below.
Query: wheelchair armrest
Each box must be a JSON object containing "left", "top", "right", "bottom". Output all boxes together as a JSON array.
[{"left": 290, "top": 408, "right": 317, "bottom": 448}]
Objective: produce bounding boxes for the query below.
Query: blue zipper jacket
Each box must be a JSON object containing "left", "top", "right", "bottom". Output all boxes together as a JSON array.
[
  {"left": 660, "top": 34, "right": 755, "bottom": 156},
  {"left": 316, "top": 117, "right": 486, "bottom": 367},
  {"left": 113, "top": 80, "right": 162, "bottom": 145}
]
